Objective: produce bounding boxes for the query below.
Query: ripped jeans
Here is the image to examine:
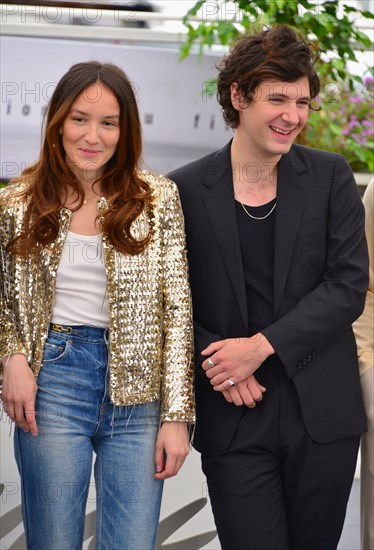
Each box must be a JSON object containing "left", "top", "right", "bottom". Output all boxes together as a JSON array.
[{"left": 14, "top": 325, "right": 163, "bottom": 550}]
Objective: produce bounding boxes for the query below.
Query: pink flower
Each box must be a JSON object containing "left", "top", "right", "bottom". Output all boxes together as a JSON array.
[
  {"left": 349, "top": 95, "right": 362, "bottom": 104},
  {"left": 364, "top": 76, "right": 374, "bottom": 89}
]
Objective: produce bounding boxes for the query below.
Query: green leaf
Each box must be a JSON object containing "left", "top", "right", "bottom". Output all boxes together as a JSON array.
[
  {"left": 206, "top": 27, "right": 215, "bottom": 47},
  {"left": 182, "top": 0, "right": 206, "bottom": 23},
  {"left": 331, "top": 58, "right": 345, "bottom": 71},
  {"left": 324, "top": 2, "right": 338, "bottom": 16},
  {"left": 361, "top": 11, "right": 374, "bottom": 19},
  {"left": 343, "top": 6, "right": 360, "bottom": 14},
  {"left": 241, "top": 14, "right": 251, "bottom": 30},
  {"left": 298, "top": 0, "right": 316, "bottom": 8},
  {"left": 275, "top": 0, "right": 287, "bottom": 9},
  {"left": 179, "top": 42, "right": 192, "bottom": 61},
  {"left": 354, "top": 30, "right": 372, "bottom": 48},
  {"left": 330, "top": 123, "right": 343, "bottom": 136}
]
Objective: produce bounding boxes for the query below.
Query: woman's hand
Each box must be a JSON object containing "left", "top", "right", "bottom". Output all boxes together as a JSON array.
[
  {"left": 154, "top": 421, "right": 190, "bottom": 480},
  {"left": 1, "top": 354, "right": 38, "bottom": 436}
]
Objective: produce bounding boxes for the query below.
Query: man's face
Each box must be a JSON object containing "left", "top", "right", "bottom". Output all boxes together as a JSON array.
[{"left": 232, "top": 77, "right": 311, "bottom": 160}]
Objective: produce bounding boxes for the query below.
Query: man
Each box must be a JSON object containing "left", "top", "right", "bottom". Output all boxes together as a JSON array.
[
  {"left": 168, "top": 25, "right": 369, "bottom": 550},
  {"left": 353, "top": 178, "right": 374, "bottom": 550}
]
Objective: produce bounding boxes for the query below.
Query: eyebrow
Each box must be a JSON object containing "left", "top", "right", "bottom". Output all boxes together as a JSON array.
[
  {"left": 267, "top": 93, "right": 311, "bottom": 101},
  {"left": 70, "top": 108, "right": 120, "bottom": 119}
]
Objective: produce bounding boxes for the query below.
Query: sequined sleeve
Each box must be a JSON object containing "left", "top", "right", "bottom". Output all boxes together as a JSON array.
[
  {"left": 0, "top": 191, "right": 28, "bottom": 372},
  {"left": 160, "top": 180, "right": 195, "bottom": 423}
]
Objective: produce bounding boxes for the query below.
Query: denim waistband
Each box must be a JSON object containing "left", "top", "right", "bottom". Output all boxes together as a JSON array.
[{"left": 49, "top": 323, "right": 108, "bottom": 341}]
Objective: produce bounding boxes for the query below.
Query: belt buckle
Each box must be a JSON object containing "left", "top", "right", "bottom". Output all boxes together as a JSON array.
[{"left": 51, "top": 323, "right": 72, "bottom": 334}]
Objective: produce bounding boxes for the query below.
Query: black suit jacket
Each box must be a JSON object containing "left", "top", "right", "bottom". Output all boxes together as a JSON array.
[{"left": 168, "top": 141, "right": 368, "bottom": 455}]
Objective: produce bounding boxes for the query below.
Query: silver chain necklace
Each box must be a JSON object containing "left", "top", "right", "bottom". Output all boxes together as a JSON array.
[{"left": 235, "top": 192, "right": 276, "bottom": 220}]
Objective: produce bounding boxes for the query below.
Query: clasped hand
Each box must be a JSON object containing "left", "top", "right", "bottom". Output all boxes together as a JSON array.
[{"left": 201, "top": 334, "right": 275, "bottom": 407}]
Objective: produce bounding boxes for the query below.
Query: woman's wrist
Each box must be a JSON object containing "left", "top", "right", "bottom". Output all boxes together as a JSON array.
[{"left": 1, "top": 353, "right": 27, "bottom": 368}]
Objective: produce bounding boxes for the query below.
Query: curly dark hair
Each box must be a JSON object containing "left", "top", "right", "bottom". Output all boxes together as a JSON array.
[{"left": 217, "top": 25, "right": 321, "bottom": 128}]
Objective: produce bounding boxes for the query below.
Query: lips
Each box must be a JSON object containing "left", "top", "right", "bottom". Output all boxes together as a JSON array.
[
  {"left": 79, "top": 148, "right": 101, "bottom": 157},
  {"left": 269, "top": 125, "right": 294, "bottom": 136}
]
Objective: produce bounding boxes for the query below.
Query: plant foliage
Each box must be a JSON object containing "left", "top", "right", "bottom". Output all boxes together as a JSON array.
[
  {"left": 181, "top": 0, "right": 373, "bottom": 86},
  {"left": 181, "top": 1, "right": 374, "bottom": 172}
]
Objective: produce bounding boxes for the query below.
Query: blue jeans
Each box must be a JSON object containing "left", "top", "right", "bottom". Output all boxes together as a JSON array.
[{"left": 14, "top": 325, "right": 163, "bottom": 550}]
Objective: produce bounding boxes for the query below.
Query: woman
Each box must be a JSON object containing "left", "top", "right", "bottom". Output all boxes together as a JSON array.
[{"left": 0, "top": 61, "right": 194, "bottom": 550}]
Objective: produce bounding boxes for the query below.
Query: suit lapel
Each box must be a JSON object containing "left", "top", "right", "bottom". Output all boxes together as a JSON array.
[
  {"left": 202, "top": 142, "right": 248, "bottom": 330},
  {"left": 273, "top": 148, "right": 309, "bottom": 317},
  {"left": 200, "top": 143, "right": 309, "bottom": 327}
]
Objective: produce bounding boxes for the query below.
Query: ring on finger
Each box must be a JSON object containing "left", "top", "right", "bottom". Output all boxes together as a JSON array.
[
  {"left": 227, "top": 378, "right": 235, "bottom": 387},
  {"left": 207, "top": 357, "right": 215, "bottom": 368}
]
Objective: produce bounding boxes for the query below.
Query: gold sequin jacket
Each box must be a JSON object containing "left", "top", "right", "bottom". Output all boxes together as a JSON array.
[{"left": 0, "top": 173, "right": 195, "bottom": 423}]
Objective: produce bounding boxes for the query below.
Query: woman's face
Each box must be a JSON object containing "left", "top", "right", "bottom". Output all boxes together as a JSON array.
[{"left": 61, "top": 82, "right": 120, "bottom": 183}]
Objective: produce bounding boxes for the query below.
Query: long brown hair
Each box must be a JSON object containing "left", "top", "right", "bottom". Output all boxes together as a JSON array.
[{"left": 7, "top": 61, "right": 153, "bottom": 256}]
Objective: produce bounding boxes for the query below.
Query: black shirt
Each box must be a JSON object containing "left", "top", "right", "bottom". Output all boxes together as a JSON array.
[{"left": 235, "top": 197, "right": 276, "bottom": 336}]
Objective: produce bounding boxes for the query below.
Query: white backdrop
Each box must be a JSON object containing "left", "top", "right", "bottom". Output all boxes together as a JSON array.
[
  {"left": 0, "top": 35, "right": 225, "bottom": 549},
  {"left": 0, "top": 35, "right": 232, "bottom": 178}
]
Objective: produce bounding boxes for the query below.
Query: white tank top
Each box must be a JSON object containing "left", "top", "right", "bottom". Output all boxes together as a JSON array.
[{"left": 52, "top": 231, "right": 109, "bottom": 327}]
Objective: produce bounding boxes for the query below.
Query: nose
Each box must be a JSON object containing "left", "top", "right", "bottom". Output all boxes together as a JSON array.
[
  {"left": 281, "top": 102, "right": 299, "bottom": 125},
  {"left": 84, "top": 124, "right": 100, "bottom": 144}
]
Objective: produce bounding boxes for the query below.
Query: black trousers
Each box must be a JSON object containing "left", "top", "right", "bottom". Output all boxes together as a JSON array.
[{"left": 201, "top": 361, "right": 360, "bottom": 550}]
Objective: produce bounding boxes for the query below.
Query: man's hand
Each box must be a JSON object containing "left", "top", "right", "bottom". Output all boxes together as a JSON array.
[
  {"left": 1, "top": 354, "right": 38, "bottom": 436},
  {"left": 222, "top": 374, "right": 266, "bottom": 407},
  {"left": 201, "top": 334, "right": 274, "bottom": 392}
]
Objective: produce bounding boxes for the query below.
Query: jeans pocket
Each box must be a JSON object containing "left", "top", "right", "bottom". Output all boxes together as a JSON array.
[{"left": 43, "top": 339, "right": 72, "bottom": 364}]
